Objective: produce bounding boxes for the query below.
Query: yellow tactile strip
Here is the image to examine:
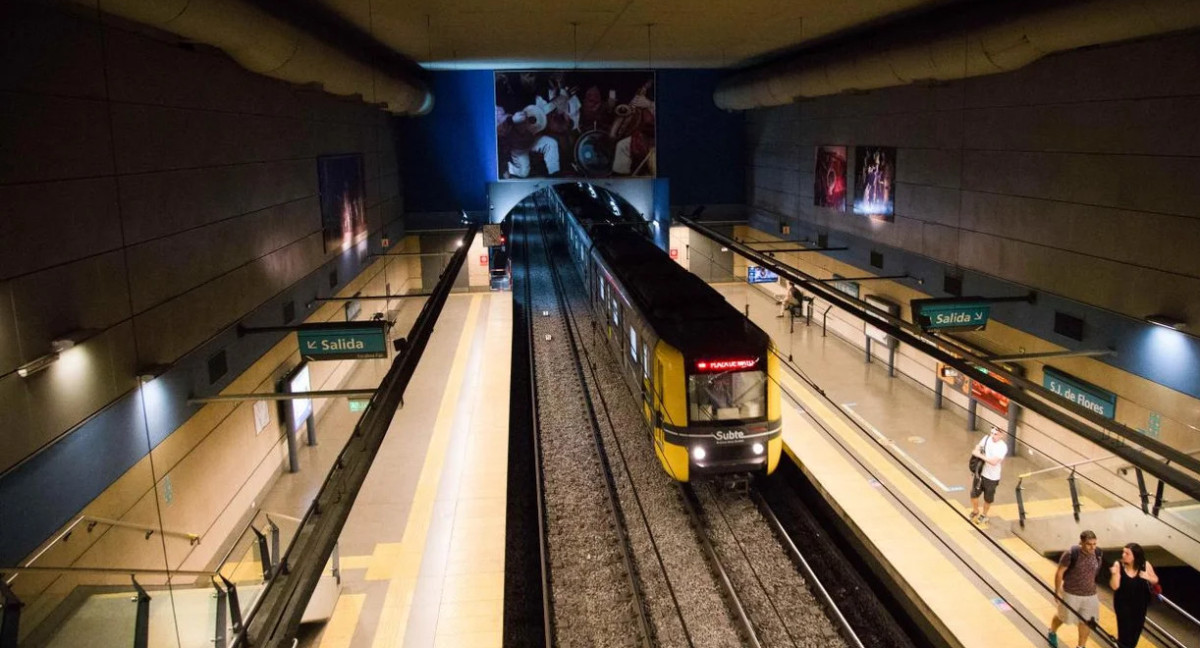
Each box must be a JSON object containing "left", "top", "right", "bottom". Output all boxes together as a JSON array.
[
  {"left": 780, "top": 368, "right": 1137, "bottom": 647},
  {"left": 779, "top": 370, "right": 1039, "bottom": 647}
]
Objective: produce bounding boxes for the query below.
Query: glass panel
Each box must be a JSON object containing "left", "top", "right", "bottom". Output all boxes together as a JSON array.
[
  {"left": 629, "top": 327, "right": 638, "bottom": 362},
  {"left": 688, "top": 370, "right": 766, "bottom": 421}
]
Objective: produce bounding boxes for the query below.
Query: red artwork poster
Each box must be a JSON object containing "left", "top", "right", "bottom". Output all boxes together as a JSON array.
[{"left": 814, "top": 145, "right": 847, "bottom": 211}]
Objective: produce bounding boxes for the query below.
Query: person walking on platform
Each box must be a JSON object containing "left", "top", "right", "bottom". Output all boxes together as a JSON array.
[
  {"left": 968, "top": 425, "right": 1007, "bottom": 527},
  {"left": 1048, "top": 530, "right": 1102, "bottom": 648},
  {"left": 1110, "top": 542, "right": 1159, "bottom": 647}
]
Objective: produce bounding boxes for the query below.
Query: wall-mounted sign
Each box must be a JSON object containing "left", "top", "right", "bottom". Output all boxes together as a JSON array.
[
  {"left": 480, "top": 254, "right": 489, "bottom": 266},
  {"left": 297, "top": 322, "right": 388, "bottom": 361},
  {"left": 253, "top": 400, "right": 271, "bottom": 435},
  {"left": 1043, "top": 366, "right": 1116, "bottom": 419},
  {"left": 832, "top": 275, "right": 860, "bottom": 299},
  {"left": 345, "top": 298, "right": 361, "bottom": 322},
  {"left": 669, "top": 248, "right": 678, "bottom": 259},
  {"left": 912, "top": 298, "right": 991, "bottom": 332},
  {"left": 936, "top": 362, "right": 970, "bottom": 395},
  {"left": 747, "top": 266, "right": 779, "bottom": 284},
  {"left": 864, "top": 295, "right": 899, "bottom": 348},
  {"left": 348, "top": 398, "right": 370, "bottom": 413},
  {"left": 971, "top": 368, "right": 1010, "bottom": 415},
  {"left": 283, "top": 363, "right": 312, "bottom": 433}
]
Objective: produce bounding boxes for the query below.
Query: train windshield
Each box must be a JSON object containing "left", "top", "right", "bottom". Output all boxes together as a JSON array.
[{"left": 687, "top": 370, "right": 766, "bottom": 422}]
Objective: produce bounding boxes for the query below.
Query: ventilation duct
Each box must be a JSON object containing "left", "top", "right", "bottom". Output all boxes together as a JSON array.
[
  {"left": 715, "top": 0, "right": 1200, "bottom": 110},
  {"left": 78, "top": 0, "right": 432, "bottom": 115}
]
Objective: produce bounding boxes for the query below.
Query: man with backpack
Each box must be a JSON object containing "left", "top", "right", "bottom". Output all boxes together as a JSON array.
[{"left": 1048, "top": 530, "right": 1102, "bottom": 648}]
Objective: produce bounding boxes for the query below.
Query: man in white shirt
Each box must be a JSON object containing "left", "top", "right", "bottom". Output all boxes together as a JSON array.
[{"left": 969, "top": 426, "right": 1009, "bottom": 527}]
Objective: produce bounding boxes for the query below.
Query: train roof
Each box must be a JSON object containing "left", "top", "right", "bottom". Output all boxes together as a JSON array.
[{"left": 592, "top": 227, "right": 770, "bottom": 360}]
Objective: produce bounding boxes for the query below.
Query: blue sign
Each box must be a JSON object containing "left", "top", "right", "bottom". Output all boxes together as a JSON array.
[
  {"left": 1043, "top": 366, "right": 1117, "bottom": 419},
  {"left": 747, "top": 266, "right": 779, "bottom": 284},
  {"left": 912, "top": 298, "right": 990, "bottom": 332},
  {"left": 297, "top": 322, "right": 388, "bottom": 361}
]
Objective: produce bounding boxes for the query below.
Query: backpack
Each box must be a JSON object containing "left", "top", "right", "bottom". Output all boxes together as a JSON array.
[{"left": 1066, "top": 545, "right": 1102, "bottom": 574}]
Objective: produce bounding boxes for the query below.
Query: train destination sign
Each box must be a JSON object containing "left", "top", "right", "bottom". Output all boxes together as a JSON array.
[
  {"left": 912, "top": 298, "right": 991, "bottom": 332},
  {"left": 297, "top": 322, "right": 388, "bottom": 361}
]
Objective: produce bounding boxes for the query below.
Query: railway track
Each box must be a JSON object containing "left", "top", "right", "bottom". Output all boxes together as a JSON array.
[{"left": 512, "top": 191, "right": 884, "bottom": 648}]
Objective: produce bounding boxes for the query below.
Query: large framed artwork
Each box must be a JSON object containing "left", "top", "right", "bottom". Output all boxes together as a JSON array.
[
  {"left": 318, "top": 153, "right": 367, "bottom": 253},
  {"left": 814, "top": 145, "right": 847, "bottom": 211},
  {"left": 495, "top": 70, "right": 656, "bottom": 179},
  {"left": 853, "top": 146, "right": 896, "bottom": 220}
]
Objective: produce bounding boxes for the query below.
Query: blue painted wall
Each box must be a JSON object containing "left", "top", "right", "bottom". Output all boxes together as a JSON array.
[{"left": 399, "top": 69, "right": 744, "bottom": 215}]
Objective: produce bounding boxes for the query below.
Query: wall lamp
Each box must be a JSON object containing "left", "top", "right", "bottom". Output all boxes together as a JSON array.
[
  {"left": 17, "top": 353, "right": 59, "bottom": 378},
  {"left": 1145, "top": 314, "right": 1187, "bottom": 331},
  {"left": 137, "top": 365, "right": 170, "bottom": 384}
]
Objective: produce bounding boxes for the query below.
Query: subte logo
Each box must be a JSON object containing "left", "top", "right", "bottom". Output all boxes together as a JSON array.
[{"left": 714, "top": 430, "right": 745, "bottom": 442}]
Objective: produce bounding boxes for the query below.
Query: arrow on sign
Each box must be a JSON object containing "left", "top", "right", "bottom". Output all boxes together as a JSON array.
[{"left": 306, "top": 340, "right": 318, "bottom": 350}]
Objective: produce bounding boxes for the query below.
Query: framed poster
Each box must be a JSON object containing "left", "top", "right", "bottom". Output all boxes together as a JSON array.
[
  {"left": 853, "top": 146, "right": 896, "bottom": 220},
  {"left": 814, "top": 145, "right": 847, "bottom": 211},
  {"left": 318, "top": 154, "right": 367, "bottom": 253},
  {"left": 495, "top": 70, "right": 656, "bottom": 179}
]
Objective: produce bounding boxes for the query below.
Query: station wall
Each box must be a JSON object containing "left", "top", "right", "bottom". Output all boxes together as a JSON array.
[
  {"left": 0, "top": 3, "right": 404, "bottom": 567},
  {"left": 743, "top": 30, "right": 1200, "bottom": 453}
]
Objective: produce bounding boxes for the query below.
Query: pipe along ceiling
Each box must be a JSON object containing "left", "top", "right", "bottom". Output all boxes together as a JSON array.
[
  {"left": 715, "top": 0, "right": 1200, "bottom": 110},
  {"left": 78, "top": 0, "right": 433, "bottom": 115}
]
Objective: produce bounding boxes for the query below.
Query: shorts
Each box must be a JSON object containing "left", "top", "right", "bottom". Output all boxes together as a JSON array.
[
  {"left": 1056, "top": 592, "right": 1099, "bottom": 625},
  {"left": 970, "top": 475, "right": 999, "bottom": 503}
]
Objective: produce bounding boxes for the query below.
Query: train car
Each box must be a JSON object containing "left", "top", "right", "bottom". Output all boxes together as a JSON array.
[{"left": 545, "top": 183, "right": 783, "bottom": 482}]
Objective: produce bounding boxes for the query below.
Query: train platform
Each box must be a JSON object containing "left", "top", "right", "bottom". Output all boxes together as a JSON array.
[
  {"left": 254, "top": 291, "right": 511, "bottom": 648},
  {"left": 714, "top": 277, "right": 1199, "bottom": 648}
]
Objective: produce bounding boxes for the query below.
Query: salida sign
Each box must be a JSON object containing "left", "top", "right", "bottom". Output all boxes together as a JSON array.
[
  {"left": 297, "top": 322, "right": 388, "bottom": 361},
  {"left": 911, "top": 298, "right": 991, "bottom": 332}
]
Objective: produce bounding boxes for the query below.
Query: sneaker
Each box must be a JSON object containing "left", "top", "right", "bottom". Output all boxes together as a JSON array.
[
  {"left": 976, "top": 514, "right": 989, "bottom": 527},
  {"left": 969, "top": 511, "right": 979, "bottom": 523},
  {"left": 1047, "top": 631, "right": 1057, "bottom": 647}
]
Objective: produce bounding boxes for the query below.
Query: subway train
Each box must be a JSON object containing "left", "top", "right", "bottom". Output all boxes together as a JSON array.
[{"left": 542, "top": 182, "right": 782, "bottom": 481}]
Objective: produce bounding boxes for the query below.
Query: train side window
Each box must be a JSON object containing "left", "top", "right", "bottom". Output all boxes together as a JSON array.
[
  {"left": 611, "top": 299, "right": 619, "bottom": 326},
  {"left": 629, "top": 327, "right": 638, "bottom": 362},
  {"left": 642, "top": 343, "right": 650, "bottom": 379}
]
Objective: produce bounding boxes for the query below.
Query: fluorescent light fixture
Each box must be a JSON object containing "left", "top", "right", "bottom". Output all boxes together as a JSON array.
[
  {"left": 1146, "top": 314, "right": 1187, "bottom": 331},
  {"left": 49, "top": 329, "right": 99, "bottom": 353},
  {"left": 17, "top": 353, "right": 59, "bottom": 378}
]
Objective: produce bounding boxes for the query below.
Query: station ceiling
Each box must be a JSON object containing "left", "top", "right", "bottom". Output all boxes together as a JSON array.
[{"left": 311, "top": 0, "right": 952, "bottom": 69}]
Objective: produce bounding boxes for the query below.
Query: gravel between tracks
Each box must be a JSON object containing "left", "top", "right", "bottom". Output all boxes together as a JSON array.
[{"left": 529, "top": 201, "right": 866, "bottom": 648}]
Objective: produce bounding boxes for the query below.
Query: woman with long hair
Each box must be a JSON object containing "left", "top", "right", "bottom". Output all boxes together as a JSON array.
[{"left": 1109, "top": 542, "right": 1160, "bottom": 647}]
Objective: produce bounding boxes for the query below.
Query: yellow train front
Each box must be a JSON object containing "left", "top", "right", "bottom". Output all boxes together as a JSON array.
[
  {"left": 546, "top": 183, "right": 783, "bottom": 482},
  {"left": 649, "top": 338, "right": 783, "bottom": 482}
]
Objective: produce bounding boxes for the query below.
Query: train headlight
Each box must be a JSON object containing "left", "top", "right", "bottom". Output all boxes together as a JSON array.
[
  {"left": 752, "top": 442, "right": 765, "bottom": 456},
  {"left": 692, "top": 447, "right": 707, "bottom": 461}
]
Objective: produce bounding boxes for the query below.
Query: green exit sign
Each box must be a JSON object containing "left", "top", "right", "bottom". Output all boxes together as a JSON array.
[
  {"left": 911, "top": 298, "right": 991, "bottom": 332},
  {"left": 297, "top": 322, "right": 388, "bottom": 361},
  {"left": 348, "top": 399, "right": 370, "bottom": 412}
]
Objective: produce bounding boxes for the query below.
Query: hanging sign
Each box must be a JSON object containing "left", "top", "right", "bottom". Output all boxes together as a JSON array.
[{"left": 1043, "top": 366, "right": 1116, "bottom": 419}]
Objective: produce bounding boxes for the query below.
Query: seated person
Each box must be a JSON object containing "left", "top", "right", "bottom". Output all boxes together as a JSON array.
[{"left": 778, "top": 281, "right": 804, "bottom": 317}]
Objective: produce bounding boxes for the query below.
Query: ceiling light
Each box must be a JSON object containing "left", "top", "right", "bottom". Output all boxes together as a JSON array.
[
  {"left": 1145, "top": 314, "right": 1186, "bottom": 331},
  {"left": 17, "top": 353, "right": 59, "bottom": 378}
]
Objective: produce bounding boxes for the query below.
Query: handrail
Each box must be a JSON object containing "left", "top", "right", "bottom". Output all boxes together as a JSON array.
[
  {"left": 81, "top": 516, "right": 200, "bottom": 545},
  {"left": 0, "top": 565, "right": 215, "bottom": 578},
  {"left": 1020, "top": 454, "right": 1119, "bottom": 479},
  {"left": 4, "top": 514, "right": 200, "bottom": 586},
  {"left": 1159, "top": 594, "right": 1200, "bottom": 628}
]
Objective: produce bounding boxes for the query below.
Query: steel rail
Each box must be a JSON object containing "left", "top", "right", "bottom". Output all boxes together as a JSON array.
[
  {"left": 677, "top": 484, "right": 763, "bottom": 648},
  {"left": 516, "top": 202, "right": 556, "bottom": 647},
  {"left": 749, "top": 489, "right": 867, "bottom": 648},
  {"left": 677, "top": 216, "right": 1200, "bottom": 502},
  {"left": 533, "top": 195, "right": 656, "bottom": 648}
]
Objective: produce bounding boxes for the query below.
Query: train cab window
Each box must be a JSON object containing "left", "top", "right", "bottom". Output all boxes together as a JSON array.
[
  {"left": 688, "top": 367, "right": 766, "bottom": 422},
  {"left": 629, "top": 327, "right": 638, "bottom": 362}
]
